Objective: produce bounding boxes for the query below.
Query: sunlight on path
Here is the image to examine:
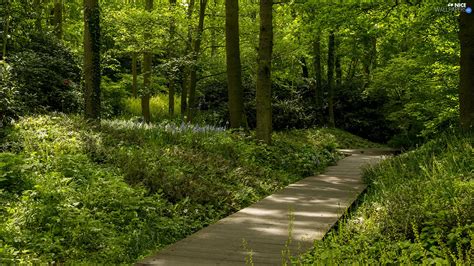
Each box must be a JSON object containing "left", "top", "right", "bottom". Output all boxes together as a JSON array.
[{"left": 137, "top": 149, "right": 394, "bottom": 265}]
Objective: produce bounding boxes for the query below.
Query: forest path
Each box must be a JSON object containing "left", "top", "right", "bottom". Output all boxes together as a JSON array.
[{"left": 137, "top": 149, "right": 394, "bottom": 265}]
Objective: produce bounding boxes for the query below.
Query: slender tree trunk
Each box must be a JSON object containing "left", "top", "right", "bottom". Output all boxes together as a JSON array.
[
  {"left": 226, "top": 0, "right": 244, "bottom": 128},
  {"left": 301, "top": 57, "right": 309, "bottom": 79},
  {"left": 327, "top": 31, "right": 335, "bottom": 128},
  {"left": 181, "top": 0, "right": 195, "bottom": 117},
  {"left": 362, "top": 36, "right": 376, "bottom": 89},
  {"left": 346, "top": 57, "right": 358, "bottom": 84},
  {"left": 459, "top": 1, "right": 474, "bottom": 131},
  {"left": 210, "top": 0, "right": 218, "bottom": 57},
  {"left": 187, "top": 0, "right": 208, "bottom": 122},
  {"left": 54, "top": 0, "right": 63, "bottom": 39},
  {"left": 33, "top": 0, "right": 42, "bottom": 31},
  {"left": 142, "top": 0, "right": 153, "bottom": 123},
  {"left": 371, "top": 37, "right": 377, "bottom": 69},
  {"left": 83, "top": 0, "right": 101, "bottom": 120},
  {"left": 168, "top": 0, "right": 177, "bottom": 115},
  {"left": 2, "top": 0, "right": 10, "bottom": 60},
  {"left": 313, "top": 34, "right": 322, "bottom": 108},
  {"left": 132, "top": 52, "right": 138, "bottom": 98},
  {"left": 335, "top": 55, "right": 341, "bottom": 88},
  {"left": 256, "top": 0, "right": 273, "bottom": 144}
]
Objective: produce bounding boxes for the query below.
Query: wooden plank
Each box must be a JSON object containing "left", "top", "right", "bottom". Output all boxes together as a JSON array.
[{"left": 137, "top": 151, "right": 389, "bottom": 265}]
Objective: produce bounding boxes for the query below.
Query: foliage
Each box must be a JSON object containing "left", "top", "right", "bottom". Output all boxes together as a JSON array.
[
  {"left": 0, "top": 61, "right": 20, "bottom": 125},
  {"left": 7, "top": 34, "right": 82, "bottom": 114},
  {"left": 0, "top": 114, "right": 379, "bottom": 263},
  {"left": 298, "top": 132, "right": 474, "bottom": 264},
  {"left": 124, "top": 95, "right": 181, "bottom": 121},
  {"left": 101, "top": 76, "right": 131, "bottom": 118}
]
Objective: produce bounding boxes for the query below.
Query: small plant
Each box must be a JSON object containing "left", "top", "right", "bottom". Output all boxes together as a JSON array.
[
  {"left": 242, "top": 239, "right": 254, "bottom": 266},
  {"left": 281, "top": 209, "right": 295, "bottom": 265}
]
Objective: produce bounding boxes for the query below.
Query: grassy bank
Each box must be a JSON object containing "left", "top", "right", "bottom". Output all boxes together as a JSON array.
[
  {"left": 0, "top": 114, "right": 379, "bottom": 264},
  {"left": 123, "top": 95, "right": 181, "bottom": 120},
  {"left": 298, "top": 132, "right": 474, "bottom": 264}
]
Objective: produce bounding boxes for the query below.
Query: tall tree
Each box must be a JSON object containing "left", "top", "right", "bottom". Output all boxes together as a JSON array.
[
  {"left": 168, "top": 0, "right": 177, "bottom": 115},
  {"left": 83, "top": 0, "right": 101, "bottom": 120},
  {"left": 210, "top": 0, "right": 218, "bottom": 57},
  {"left": 131, "top": 53, "right": 138, "bottom": 97},
  {"left": 362, "top": 35, "right": 376, "bottom": 89},
  {"left": 53, "top": 0, "right": 63, "bottom": 39},
  {"left": 256, "top": 0, "right": 273, "bottom": 144},
  {"left": 313, "top": 34, "right": 322, "bottom": 108},
  {"left": 1, "top": 0, "right": 11, "bottom": 60},
  {"left": 459, "top": 1, "right": 474, "bottom": 131},
  {"left": 327, "top": 31, "right": 335, "bottom": 128},
  {"left": 33, "top": 0, "right": 42, "bottom": 31},
  {"left": 226, "top": 0, "right": 244, "bottom": 128},
  {"left": 142, "top": 0, "right": 153, "bottom": 123},
  {"left": 335, "top": 55, "right": 341, "bottom": 88},
  {"left": 181, "top": 0, "right": 195, "bottom": 117},
  {"left": 187, "top": 0, "right": 208, "bottom": 122}
]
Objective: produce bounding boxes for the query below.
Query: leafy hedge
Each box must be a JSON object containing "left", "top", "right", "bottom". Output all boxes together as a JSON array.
[
  {"left": 0, "top": 114, "right": 379, "bottom": 264},
  {"left": 298, "top": 132, "right": 474, "bottom": 264}
]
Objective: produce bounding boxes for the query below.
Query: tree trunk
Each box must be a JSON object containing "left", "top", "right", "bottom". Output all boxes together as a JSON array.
[
  {"left": 210, "top": 0, "right": 218, "bottom": 57},
  {"left": 301, "top": 57, "right": 309, "bottom": 79},
  {"left": 181, "top": 0, "right": 195, "bottom": 117},
  {"left": 313, "top": 34, "right": 322, "bottom": 108},
  {"left": 327, "top": 31, "right": 335, "bottom": 128},
  {"left": 2, "top": 0, "right": 11, "bottom": 60},
  {"left": 187, "top": 0, "right": 208, "bottom": 122},
  {"left": 256, "top": 0, "right": 273, "bottom": 144},
  {"left": 132, "top": 52, "right": 138, "bottom": 98},
  {"left": 346, "top": 56, "right": 358, "bottom": 84},
  {"left": 33, "top": 0, "right": 42, "bottom": 31},
  {"left": 226, "top": 0, "right": 244, "bottom": 128},
  {"left": 459, "top": 1, "right": 474, "bottom": 131},
  {"left": 335, "top": 55, "right": 341, "bottom": 88},
  {"left": 168, "top": 0, "right": 177, "bottom": 115},
  {"left": 54, "top": 0, "right": 63, "bottom": 39},
  {"left": 362, "top": 36, "right": 376, "bottom": 89},
  {"left": 83, "top": 0, "right": 101, "bottom": 120},
  {"left": 142, "top": 0, "right": 153, "bottom": 123}
]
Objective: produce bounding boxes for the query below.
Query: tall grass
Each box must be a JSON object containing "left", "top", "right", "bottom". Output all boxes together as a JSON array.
[{"left": 124, "top": 94, "right": 181, "bottom": 120}]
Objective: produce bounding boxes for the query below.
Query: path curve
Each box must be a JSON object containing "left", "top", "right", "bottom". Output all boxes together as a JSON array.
[{"left": 137, "top": 149, "right": 393, "bottom": 265}]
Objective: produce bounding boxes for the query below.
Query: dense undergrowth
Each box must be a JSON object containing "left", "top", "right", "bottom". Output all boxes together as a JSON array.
[
  {"left": 298, "top": 132, "right": 474, "bottom": 264},
  {"left": 0, "top": 114, "right": 379, "bottom": 264}
]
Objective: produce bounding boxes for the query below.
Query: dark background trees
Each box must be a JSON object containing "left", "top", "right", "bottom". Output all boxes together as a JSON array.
[{"left": 0, "top": 0, "right": 471, "bottom": 146}]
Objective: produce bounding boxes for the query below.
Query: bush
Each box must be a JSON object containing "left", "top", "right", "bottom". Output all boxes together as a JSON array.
[
  {"left": 101, "top": 76, "right": 130, "bottom": 117},
  {"left": 0, "top": 61, "right": 20, "bottom": 125},
  {"left": 8, "top": 34, "right": 82, "bottom": 114}
]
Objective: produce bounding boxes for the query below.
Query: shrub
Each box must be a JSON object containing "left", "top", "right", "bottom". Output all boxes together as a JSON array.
[
  {"left": 0, "top": 61, "right": 20, "bottom": 125},
  {"left": 8, "top": 34, "right": 82, "bottom": 114}
]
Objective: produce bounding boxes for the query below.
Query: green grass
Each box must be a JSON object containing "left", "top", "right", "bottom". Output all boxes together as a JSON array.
[
  {"left": 297, "top": 132, "right": 474, "bottom": 264},
  {"left": 0, "top": 114, "right": 379, "bottom": 264},
  {"left": 316, "top": 128, "right": 385, "bottom": 149},
  {"left": 123, "top": 94, "right": 181, "bottom": 120}
]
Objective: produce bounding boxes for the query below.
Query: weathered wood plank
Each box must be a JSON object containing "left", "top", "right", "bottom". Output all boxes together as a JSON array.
[{"left": 137, "top": 151, "right": 388, "bottom": 265}]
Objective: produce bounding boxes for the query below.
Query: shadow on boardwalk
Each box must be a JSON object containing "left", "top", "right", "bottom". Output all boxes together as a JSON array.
[{"left": 137, "top": 149, "right": 395, "bottom": 265}]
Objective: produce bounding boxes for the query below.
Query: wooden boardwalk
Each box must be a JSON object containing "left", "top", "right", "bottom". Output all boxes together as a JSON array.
[{"left": 137, "top": 149, "right": 392, "bottom": 265}]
